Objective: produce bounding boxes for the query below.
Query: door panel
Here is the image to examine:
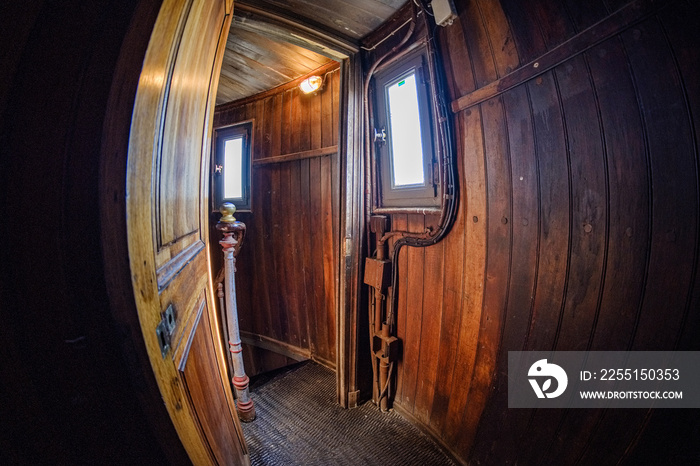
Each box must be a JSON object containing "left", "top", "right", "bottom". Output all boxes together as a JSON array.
[
  {"left": 126, "top": 0, "right": 246, "bottom": 464},
  {"left": 178, "top": 295, "right": 248, "bottom": 465},
  {"left": 155, "top": 0, "right": 227, "bottom": 269}
]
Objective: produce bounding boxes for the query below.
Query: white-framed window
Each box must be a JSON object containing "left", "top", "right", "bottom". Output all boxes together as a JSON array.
[{"left": 373, "top": 46, "right": 439, "bottom": 208}]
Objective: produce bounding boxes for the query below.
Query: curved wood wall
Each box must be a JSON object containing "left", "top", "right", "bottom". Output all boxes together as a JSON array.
[{"left": 370, "top": 0, "right": 699, "bottom": 464}]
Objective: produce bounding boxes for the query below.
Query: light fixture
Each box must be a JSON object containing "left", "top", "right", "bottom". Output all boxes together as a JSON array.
[{"left": 299, "top": 75, "right": 323, "bottom": 94}]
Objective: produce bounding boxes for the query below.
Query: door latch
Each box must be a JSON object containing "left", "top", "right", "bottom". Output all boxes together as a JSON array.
[
  {"left": 374, "top": 127, "right": 386, "bottom": 145},
  {"left": 155, "top": 304, "right": 176, "bottom": 359}
]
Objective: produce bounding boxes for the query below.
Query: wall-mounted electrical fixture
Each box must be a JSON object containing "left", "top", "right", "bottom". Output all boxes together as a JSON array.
[
  {"left": 431, "top": 0, "right": 457, "bottom": 27},
  {"left": 299, "top": 75, "right": 323, "bottom": 94}
]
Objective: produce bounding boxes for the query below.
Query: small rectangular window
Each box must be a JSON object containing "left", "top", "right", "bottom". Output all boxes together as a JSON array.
[
  {"left": 214, "top": 122, "right": 252, "bottom": 211},
  {"left": 374, "top": 47, "right": 438, "bottom": 208}
]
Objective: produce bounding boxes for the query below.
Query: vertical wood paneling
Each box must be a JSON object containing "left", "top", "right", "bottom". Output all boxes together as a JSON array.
[
  {"left": 586, "top": 40, "right": 647, "bottom": 352},
  {"left": 412, "top": 239, "right": 443, "bottom": 423},
  {"left": 561, "top": 0, "right": 609, "bottom": 32},
  {"left": 298, "top": 157, "right": 313, "bottom": 351},
  {"left": 530, "top": 0, "right": 575, "bottom": 49},
  {"left": 624, "top": 18, "right": 697, "bottom": 352},
  {"left": 309, "top": 156, "right": 328, "bottom": 358},
  {"left": 442, "top": 108, "right": 487, "bottom": 448},
  {"left": 536, "top": 53, "right": 609, "bottom": 465},
  {"left": 552, "top": 54, "right": 607, "bottom": 352},
  {"left": 469, "top": 84, "right": 539, "bottom": 464},
  {"left": 376, "top": 1, "right": 700, "bottom": 464},
  {"left": 439, "top": 14, "right": 476, "bottom": 101},
  {"left": 456, "top": 0, "right": 497, "bottom": 88},
  {"left": 550, "top": 38, "right": 649, "bottom": 463},
  {"left": 455, "top": 96, "right": 513, "bottom": 457},
  {"left": 393, "top": 214, "right": 409, "bottom": 397},
  {"left": 525, "top": 70, "right": 570, "bottom": 354},
  {"left": 476, "top": 0, "right": 519, "bottom": 76},
  {"left": 499, "top": 0, "right": 547, "bottom": 63},
  {"left": 212, "top": 67, "right": 341, "bottom": 373},
  {"left": 397, "top": 215, "right": 426, "bottom": 409},
  {"left": 271, "top": 93, "right": 283, "bottom": 158},
  {"left": 577, "top": 17, "right": 700, "bottom": 465},
  {"left": 511, "top": 69, "right": 573, "bottom": 466},
  {"left": 321, "top": 154, "right": 336, "bottom": 363},
  {"left": 428, "top": 142, "right": 466, "bottom": 433}
]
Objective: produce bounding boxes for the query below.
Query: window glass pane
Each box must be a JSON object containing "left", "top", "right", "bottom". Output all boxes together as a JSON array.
[
  {"left": 223, "top": 137, "right": 243, "bottom": 199},
  {"left": 387, "top": 73, "right": 425, "bottom": 186}
]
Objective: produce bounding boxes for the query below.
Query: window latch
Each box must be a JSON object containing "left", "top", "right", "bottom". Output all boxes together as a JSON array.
[
  {"left": 374, "top": 127, "right": 386, "bottom": 145},
  {"left": 215, "top": 164, "right": 223, "bottom": 175}
]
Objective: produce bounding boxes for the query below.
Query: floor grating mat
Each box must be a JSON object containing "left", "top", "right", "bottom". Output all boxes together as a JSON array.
[{"left": 240, "top": 361, "right": 457, "bottom": 466}]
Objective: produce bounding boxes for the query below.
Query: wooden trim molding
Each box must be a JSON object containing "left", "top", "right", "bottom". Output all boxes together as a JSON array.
[
  {"left": 156, "top": 239, "right": 205, "bottom": 289},
  {"left": 450, "top": 0, "right": 673, "bottom": 113},
  {"left": 240, "top": 331, "right": 311, "bottom": 361},
  {"left": 252, "top": 145, "right": 337, "bottom": 166}
]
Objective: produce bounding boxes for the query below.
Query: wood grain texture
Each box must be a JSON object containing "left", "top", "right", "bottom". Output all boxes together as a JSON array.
[
  {"left": 367, "top": 0, "right": 700, "bottom": 464},
  {"left": 177, "top": 296, "right": 247, "bottom": 465},
  {"left": 125, "top": 0, "right": 249, "bottom": 464},
  {"left": 216, "top": 16, "right": 331, "bottom": 104},
  {"left": 212, "top": 66, "right": 341, "bottom": 372}
]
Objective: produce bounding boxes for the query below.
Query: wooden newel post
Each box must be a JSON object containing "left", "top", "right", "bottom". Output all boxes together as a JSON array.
[{"left": 216, "top": 203, "right": 256, "bottom": 422}]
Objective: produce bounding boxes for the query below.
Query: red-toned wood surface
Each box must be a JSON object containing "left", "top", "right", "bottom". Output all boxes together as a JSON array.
[
  {"left": 212, "top": 65, "right": 341, "bottom": 374},
  {"left": 364, "top": 1, "right": 700, "bottom": 464}
]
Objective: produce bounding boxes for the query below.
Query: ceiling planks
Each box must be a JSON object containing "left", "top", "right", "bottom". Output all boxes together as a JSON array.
[
  {"left": 216, "top": 15, "right": 333, "bottom": 104},
  {"left": 215, "top": 0, "right": 409, "bottom": 105}
]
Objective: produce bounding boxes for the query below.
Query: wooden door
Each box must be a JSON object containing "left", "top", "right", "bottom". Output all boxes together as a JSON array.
[{"left": 125, "top": 0, "right": 248, "bottom": 464}]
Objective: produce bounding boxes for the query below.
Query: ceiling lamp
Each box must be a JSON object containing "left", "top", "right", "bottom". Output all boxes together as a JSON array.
[{"left": 299, "top": 75, "right": 323, "bottom": 94}]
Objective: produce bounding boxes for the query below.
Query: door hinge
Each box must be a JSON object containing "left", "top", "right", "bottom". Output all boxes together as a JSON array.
[{"left": 156, "top": 304, "right": 176, "bottom": 359}]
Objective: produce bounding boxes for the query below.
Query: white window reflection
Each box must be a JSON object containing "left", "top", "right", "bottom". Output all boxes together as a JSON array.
[
  {"left": 223, "top": 137, "right": 243, "bottom": 199},
  {"left": 387, "top": 73, "right": 425, "bottom": 187}
]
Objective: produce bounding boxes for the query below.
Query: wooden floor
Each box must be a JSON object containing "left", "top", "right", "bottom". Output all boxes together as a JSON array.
[{"left": 241, "top": 361, "right": 456, "bottom": 465}]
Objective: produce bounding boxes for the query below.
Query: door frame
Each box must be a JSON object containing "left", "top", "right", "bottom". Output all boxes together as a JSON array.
[
  {"left": 208, "top": 1, "right": 368, "bottom": 408},
  {"left": 337, "top": 53, "right": 367, "bottom": 408}
]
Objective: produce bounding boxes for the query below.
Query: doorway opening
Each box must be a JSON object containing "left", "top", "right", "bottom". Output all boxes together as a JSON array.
[{"left": 207, "top": 2, "right": 356, "bottom": 414}]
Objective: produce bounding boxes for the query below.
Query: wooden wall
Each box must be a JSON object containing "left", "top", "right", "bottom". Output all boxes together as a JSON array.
[
  {"left": 212, "top": 64, "right": 341, "bottom": 374},
  {"left": 367, "top": 0, "right": 700, "bottom": 464}
]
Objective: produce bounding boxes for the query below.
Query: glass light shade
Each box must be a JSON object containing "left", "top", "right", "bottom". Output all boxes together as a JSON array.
[{"left": 299, "top": 75, "right": 323, "bottom": 94}]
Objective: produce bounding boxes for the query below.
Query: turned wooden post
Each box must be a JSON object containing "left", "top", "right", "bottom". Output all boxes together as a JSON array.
[{"left": 216, "top": 203, "right": 256, "bottom": 422}]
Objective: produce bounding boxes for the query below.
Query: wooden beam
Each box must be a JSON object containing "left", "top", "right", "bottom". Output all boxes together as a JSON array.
[
  {"left": 450, "top": 0, "right": 673, "bottom": 114},
  {"left": 253, "top": 145, "right": 337, "bottom": 166}
]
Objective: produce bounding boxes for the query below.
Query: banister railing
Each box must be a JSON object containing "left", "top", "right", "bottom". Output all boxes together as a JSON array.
[{"left": 216, "top": 203, "right": 256, "bottom": 422}]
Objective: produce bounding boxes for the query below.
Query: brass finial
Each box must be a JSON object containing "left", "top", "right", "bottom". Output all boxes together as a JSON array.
[{"left": 220, "top": 203, "right": 236, "bottom": 223}]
